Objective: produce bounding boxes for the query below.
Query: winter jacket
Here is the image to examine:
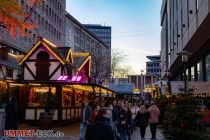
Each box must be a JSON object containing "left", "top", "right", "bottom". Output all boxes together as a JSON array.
[
  {"left": 86, "top": 115, "right": 115, "bottom": 140},
  {"left": 81, "top": 105, "right": 92, "bottom": 123},
  {"left": 136, "top": 111, "right": 150, "bottom": 127},
  {"left": 118, "top": 108, "right": 132, "bottom": 129},
  {"left": 5, "top": 100, "right": 19, "bottom": 130},
  {"left": 148, "top": 105, "right": 160, "bottom": 123},
  {"left": 112, "top": 105, "right": 119, "bottom": 122}
]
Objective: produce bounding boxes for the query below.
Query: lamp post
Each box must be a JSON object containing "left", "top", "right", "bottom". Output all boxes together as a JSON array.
[
  {"left": 177, "top": 51, "right": 189, "bottom": 100},
  {"left": 182, "top": 51, "right": 188, "bottom": 99}
]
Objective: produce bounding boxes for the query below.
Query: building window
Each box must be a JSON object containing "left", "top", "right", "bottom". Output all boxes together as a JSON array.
[
  {"left": 206, "top": 54, "right": 210, "bottom": 81},
  {"left": 48, "top": 24, "right": 51, "bottom": 32},
  {"left": 59, "top": 19, "right": 61, "bottom": 26},
  {"left": 196, "top": 0, "right": 199, "bottom": 11},
  {"left": 49, "top": 8, "right": 51, "bottom": 17},
  {"left": 33, "top": 33, "right": 36, "bottom": 43},
  {"left": 191, "top": 66, "right": 195, "bottom": 81},
  {"left": 52, "top": 11, "right": 54, "bottom": 19},
  {"left": 42, "top": 1, "right": 45, "bottom": 11},
  {"left": 21, "top": 0, "right": 24, "bottom": 8},
  {"left": 34, "top": 12, "right": 37, "bottom": 22},
  {"left": 25, "top": 4, "right": 29, "bottom": 13},
  {"left": 45, "top": 21, "right": 48, "bottom": 30},
  {"left": 197, "top": 61, "right": 201, "bottom": 81},
  {"left": 46, "top": 5, "right": 48, "bottom": 16},
  {"left": 6, "top": 67, "right": 13, "bottom": 78},
  {"left": 28, "top": 87, "right": 57, "bottom": 107},
  {"left": 38, "top": 14, "right": 40, "bottom": 24}
]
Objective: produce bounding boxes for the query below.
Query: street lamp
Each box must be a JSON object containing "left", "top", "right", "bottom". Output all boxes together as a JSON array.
[{"left": 177, "top": 51, "right": 189, "bottom": 99}]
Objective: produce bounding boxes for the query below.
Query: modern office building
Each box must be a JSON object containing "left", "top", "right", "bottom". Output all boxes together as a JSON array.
[
  {"left": 146, "top": 55, "right": 161, "bottom": 78},
  {"left": 65, "top": 12, "right": 111, "bottom": 84},
  {"left": 83, "top": 24, "right": 111, "bottom": 47},
  {"left": 161, "top": 0, "right": 210, "bottom": 81}
]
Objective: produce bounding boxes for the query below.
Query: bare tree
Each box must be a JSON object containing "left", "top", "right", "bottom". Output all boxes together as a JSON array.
[
  {"left": 115, "top": 65, "right": 131, "bottom": 78},
  {"left": 90, "top": 44, "right": 111, "bottom": 84},
  {"left": 111, "top": 48, "right": 127, "bottom": 79}
]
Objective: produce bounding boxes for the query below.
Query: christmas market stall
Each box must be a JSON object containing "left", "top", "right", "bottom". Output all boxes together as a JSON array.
[{"left": 7, "top": 38, "right": 116, "bottom": 125}]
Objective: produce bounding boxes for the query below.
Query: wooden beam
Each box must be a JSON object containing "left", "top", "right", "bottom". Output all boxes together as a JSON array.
[
  {"left": 25, "top": 63, "right": 36, "bottom": 79},
  {"left": 27, "top": 59, "right": 59, "bottom": 62},
  {"left": 49, "top": 64, "right": 62, "bottom": 79},
  {"left": 0, "top": 65, "right": 5, "bottom": 79}
]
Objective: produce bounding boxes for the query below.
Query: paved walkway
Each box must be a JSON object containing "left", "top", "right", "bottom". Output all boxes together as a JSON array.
[{"left": 2, "top": 123, "right": 166, "bottom": 140}]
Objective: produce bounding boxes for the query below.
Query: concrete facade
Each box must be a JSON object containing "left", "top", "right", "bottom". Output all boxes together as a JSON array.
[
  {"left": 83, "top": 24, "right": 111, "bottom": 48},
  {"left": 0, "top": 0, "right": 66, "bottom": 80},
  {"left": 161, "top": 0, "right": 210, "bottom": 81},
  {"left": 65, "top": 12, "right": 111, "bottom": 84},
  {"left": 128, "top": 74, "right": 158, "bottom": 91},
  {"left": 1, "top": 0, "right": 66, "bottom": 52},
  {"left": 146, "top": 55, "right": 161, "bottom": 78}
]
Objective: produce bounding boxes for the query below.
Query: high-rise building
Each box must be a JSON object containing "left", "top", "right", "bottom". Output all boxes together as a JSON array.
[
  {"left": 161, "top": 0, "right": 210, "bottom": 81},
  {"left": 65, "top": 12, "right": 111, "bottom": 84},
  {"left": 146, "top": 55, "right": 161, "bottom": 78},
  {"left": 83, "top": 24, "right": 111, "bottom": 48}
]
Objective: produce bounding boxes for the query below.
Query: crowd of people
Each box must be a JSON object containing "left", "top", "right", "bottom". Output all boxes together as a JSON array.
[{"left": 80, "top": 98, "right": 160, "bottom": 140}]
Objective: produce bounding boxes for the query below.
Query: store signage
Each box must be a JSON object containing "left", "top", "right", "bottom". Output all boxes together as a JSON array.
[
  {"left": 57, "top": 76, "right": 69, "bottom": 81},
  {"left": 71, "top": 76, "right": 82, "bottom": 82}
]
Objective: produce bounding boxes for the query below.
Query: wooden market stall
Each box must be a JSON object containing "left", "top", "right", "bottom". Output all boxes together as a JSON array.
[
  {"left": 8, "top": 81, "right": 115, "bottom": 125},
  {"left": 4, "top": 38, "right": 117, "bottom": 125}
]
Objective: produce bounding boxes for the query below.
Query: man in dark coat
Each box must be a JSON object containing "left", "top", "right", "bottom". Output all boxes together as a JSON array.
[
  {"left": 86, "top": 107, "right": 115, "bottom": 140},
  {"left": 112, "top": 100, "right": 119, "bottom": 123},
  {"left": 80, "top": 98, "right": 92, "bottom": 140},
  {"left": 5, "top": 96, "right": 19, "bottom": 130}
]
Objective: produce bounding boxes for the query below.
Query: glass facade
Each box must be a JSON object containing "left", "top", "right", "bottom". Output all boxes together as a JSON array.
[
  {"left": 197, "top": 61, "right": 201, "bottom": 81},
  {"left": 190, "top": 66, "right": 195, "bottom": 81},
  {"left": 206, "top": 54, "right": 210, "bottom": 81},
  {"left": 28, "top": 87, "right": 57, "bottom": 107}
]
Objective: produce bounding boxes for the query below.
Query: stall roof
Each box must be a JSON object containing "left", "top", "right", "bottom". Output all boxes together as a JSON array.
[
  {"left": 8, "top": 81, "right": 117, "bottom": 95},
  {"left": 108, "top": 83, "right": 134, "bottom": 94},
  {"left": 0, "top": 55, "right": 21, "bottom": 69}
]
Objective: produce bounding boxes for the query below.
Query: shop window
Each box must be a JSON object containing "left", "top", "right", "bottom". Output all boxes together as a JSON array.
[
  {"left": 191, "top": 66, "right": 195, "bottom": 81},
  {"left": 28, "top": 87, "right": 57, "bottom": 107},
  {"left": 62, "top": 87, "right": 74, "bottom": 107},
  {"left": 197, "top": 61, "right": 201, "bottom": 81},
  {"left": 6, "top": 67, "right": 13, "bottom": 78},
  {"left": 206, "top": 54, "right": 210, "bottom": 81}
]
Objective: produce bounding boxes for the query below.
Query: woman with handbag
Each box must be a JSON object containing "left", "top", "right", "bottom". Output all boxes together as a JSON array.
[{"left": 136, "top": 105, "right": 150, "bottom": 139}]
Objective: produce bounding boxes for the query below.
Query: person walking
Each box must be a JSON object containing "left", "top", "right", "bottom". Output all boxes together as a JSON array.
[
  {"left": 130, "top": 102, "right": 139, "bottom": 133},
  {"left": 136, "top": 105, "right": 150, "bottom": 139},
  {"left": 118, "top": 103, "right": 131, "bottom": 140},
  {"left": 89, "top": 105, "right": 100, "bottom": 123},
  {"left": 112, "top": 100, "right": 119, "bottom": 124},
  {"left": 86, "top": 107, "right": 115, "bottom": 140},
  {"left": 5, "top": 96, "right": 19, "bottom": 130},
  {"left": 147, "top": 102, "right": 160, "bottom": 139},
  {"left": 80, "top": 98, "right": 92, "bottom": 140}
]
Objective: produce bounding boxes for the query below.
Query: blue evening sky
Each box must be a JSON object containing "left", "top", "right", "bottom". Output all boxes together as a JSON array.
[{"left": 66, "top": 0, "right": 162, "bottom": 74}]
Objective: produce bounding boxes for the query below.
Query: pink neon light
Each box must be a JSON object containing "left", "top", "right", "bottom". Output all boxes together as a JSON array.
[
  {"left": 76, "top": 76, "right": 82, "bottom": 81},
  {"left": 57, "top": 76, "right": 63, "bottom": 80},
  {"left": 61, "top": 76, "right": 68, "bottom": 80},
  {"left": 71, "top": 76, "right": 77, "bottom": 81}
]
